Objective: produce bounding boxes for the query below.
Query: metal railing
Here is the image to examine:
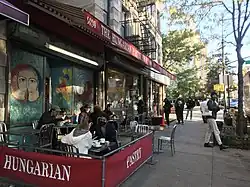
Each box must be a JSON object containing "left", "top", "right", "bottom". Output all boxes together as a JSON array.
[{"left": 0, "top": 131, "right": 154, "bottom": 187}]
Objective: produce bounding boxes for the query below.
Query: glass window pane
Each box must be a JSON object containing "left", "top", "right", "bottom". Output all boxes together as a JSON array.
[
  {"left": 104, "top": 0, "right": 108, "bottom": 11},
  {"left": 107, "top": 69, "right": 125, "bottom": 116},
  {"left": 0, "top": 94, "right": 5, "bottom": 121},
  {"left": 0, "top": 66, "right": 5, "bottom": 79}
]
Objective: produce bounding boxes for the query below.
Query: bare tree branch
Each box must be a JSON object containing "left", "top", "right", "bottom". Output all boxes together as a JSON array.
[
  {"left": 221, "top": 1, "right": 233, "bottom": 14},
  {"left": 224, "top": 40, "right": 236, "bottom": 46},
  {"left": 232, "top": 0, "right": 239, "bottom": 41},
  {"left": 240, "top": 0, "right": 250, "bottom": 34},
  {"left": 164, "top": 61, "right": 177, "bottom": 70},
  {"left": 237, "top": 0, "right": 242, "bottom": 37},
  {"left": 242, "top": 22, "right": 250, "bottom": 39}
]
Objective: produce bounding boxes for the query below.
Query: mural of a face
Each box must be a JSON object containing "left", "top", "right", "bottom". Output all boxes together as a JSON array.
[{"left": 11, "top": 64, "right": 40, "bottom": 102}]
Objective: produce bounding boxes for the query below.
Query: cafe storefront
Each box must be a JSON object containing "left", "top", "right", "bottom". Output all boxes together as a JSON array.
[
  {"left": 0, "top": 1, "right": 176, "bottom": 187},
  {"left": 104, "top": 47, "right": 148, "bottom": 117},
  {"left": 1, "top": 0, "right": 176, "bottom": 127},
  {"left": 2, "top": 1, "right": 104, "bottom": 128},
  {"left": 148, "top": 67, "right": 172, "bottom": 116}
]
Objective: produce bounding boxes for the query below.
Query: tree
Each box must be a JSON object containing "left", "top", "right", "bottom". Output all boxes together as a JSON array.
[
  {"left": 206, "top": 60, "right": 221, "bottom": 93},
  {"left": 167, "top": 67, "right": 202, "bottom": 99},
  {"left": 163, "top": 0, "right": 250, "bottom": 136},
  {"left": 222, "top": 0, "right": 250, "bottom": 136},
  {"left": 162, "top": 29, "right": 205, "bottom": 72}
]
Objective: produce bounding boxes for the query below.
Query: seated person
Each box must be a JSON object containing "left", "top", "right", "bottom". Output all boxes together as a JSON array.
[
  {"left": 37, "top": 105, "right": 62, "bottom": 129},
  {"left": 61, "top": 116, "right": 93, "bottom": 157},
  {"left": 57, "top": 109, "right": 72, "bottom": 135},
  {"left": 103, "top": 104, "right": 113, "bottom": 119},
  {"left": 96, "top": 120, "right": 118, "bottom": 149},
  {"left": 78, "top": 104, "right": 91, "bottom": 124},
  {"left": 57, "top": 109, "right": 71, "bottom": 126},
  {"left": 89, "top": 105, "right": 108, "bottom": 134}
]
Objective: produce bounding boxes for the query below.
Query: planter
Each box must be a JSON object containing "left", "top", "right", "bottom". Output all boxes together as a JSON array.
[{"left": 222, "top": 135, "right": 250, "bottom": 150}]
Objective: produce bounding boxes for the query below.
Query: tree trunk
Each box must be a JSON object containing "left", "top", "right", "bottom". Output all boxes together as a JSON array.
[{"left": 236, "top": 46, "right": 245, "bottom": 137}]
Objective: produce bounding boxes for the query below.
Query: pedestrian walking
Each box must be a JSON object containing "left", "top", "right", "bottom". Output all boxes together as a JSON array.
[
  {"left": 185, "top": 97, "right": 195, "bottom": 120},
  {"left": 203, "top": 92, "right": 228, "bottom": 150},
  {"left": 163, "top": 97, "right": 173, "bottom": 126},
  {"left": 175, "top": 95, "right": 184, "bottom": 124},
  {"left": 200, "top": 97, "right": 208, "bottom": 123}
]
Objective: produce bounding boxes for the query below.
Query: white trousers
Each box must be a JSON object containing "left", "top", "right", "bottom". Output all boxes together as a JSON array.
[{"left": 204, "top": 118, "right": 222, "bottom": 145}]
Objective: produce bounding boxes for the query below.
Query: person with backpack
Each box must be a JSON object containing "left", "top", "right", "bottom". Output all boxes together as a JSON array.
[
  {"left": 175, "top": 95, "right": 185, "bottom": 124},
  {"left": 203, "top": 92, "right": 228, "bottom": 150},
  {"left": 163, "top": 97, "right": 173, "bottom": 126},
  {"left": 185, "top": 97, "right": 196, "bottom": 120}
]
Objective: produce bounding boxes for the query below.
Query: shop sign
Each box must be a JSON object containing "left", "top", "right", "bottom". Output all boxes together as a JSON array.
[
  {"left": 84, "top": 11, "right": 151, "bottom": 65},
  {"left": 83, "top": 11, "right": 176, "bottom": 80},
  {"left": 0, "top": 146, "right": 102, "bottom": 187},
  {"left": 213, "top": 84, "right": 224, "bottom": 92},
  {"left": 105, "top": 133, "right": 153, "bottom": 187}
]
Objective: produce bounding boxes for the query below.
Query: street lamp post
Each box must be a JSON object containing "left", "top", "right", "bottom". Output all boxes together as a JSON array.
[{"left": 221, "top": 14, "right": 227, "bottom": 110}]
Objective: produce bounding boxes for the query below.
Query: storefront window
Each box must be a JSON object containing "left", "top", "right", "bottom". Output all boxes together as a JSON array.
[
  {"left": 107, "top": 69, "right": 139, "bottom": 116},
  {"left": 51, "top": 63, "right": 73, "bottom": 113},
  {"left": 49, "top": 59, "right": 94, "bottom": 115},
  {"left": 152, "top": 81, "right": 160, "bottom": 116},
  {"left": 73, "top": 66, "right": 94, "bottom": 115},
  {"left": 0, "top": 40, "right": 6, "bottom": 121},
  {"left": 97, "top": 71, "right": 104, "bottom": 110},
  {"left": 107, "top": 69, "right": 125, "bottom": 116}
]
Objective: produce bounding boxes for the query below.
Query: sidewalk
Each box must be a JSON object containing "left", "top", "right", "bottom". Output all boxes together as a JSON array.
[{"left": 121, "top": 119, "right": 250, "bottom": 187}]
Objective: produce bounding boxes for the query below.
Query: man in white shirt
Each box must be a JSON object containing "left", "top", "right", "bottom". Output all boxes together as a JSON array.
[{"left": 203, "top": 92, "right": 228, "bottom": 150}]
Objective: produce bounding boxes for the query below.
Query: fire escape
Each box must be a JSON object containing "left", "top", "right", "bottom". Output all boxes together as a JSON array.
[{"left": 122, "top": 0, "right": 157, "bottom": 59}]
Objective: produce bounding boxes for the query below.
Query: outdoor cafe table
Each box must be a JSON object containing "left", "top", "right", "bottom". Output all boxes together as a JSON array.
[
  {"left": 7, "top": 128, "right": 40, "bottom": 144},
  {"left": 89, "top": 142, "right": 117, "bottom": 156}
]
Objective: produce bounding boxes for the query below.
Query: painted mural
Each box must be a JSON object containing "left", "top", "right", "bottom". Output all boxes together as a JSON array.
[
  {"left": 51, "top": 66, "right": 73, "bottom": 112},
  {"left": 11, "top": 64, "right": 40, "bottom": 102},
  {"left": 10, "top": 49, "right": 44, "bottom": 126},
  {"left": 73, "top": 67, "right": 93, "bottom": 115}
]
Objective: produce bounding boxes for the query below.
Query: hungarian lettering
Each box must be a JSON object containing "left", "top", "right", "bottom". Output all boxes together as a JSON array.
[
  {"left": 3, "top": 155, "right": 71, "bottom": 181},
  {"left": 126, "top": 148, "right": 142, "bottom": 169}
]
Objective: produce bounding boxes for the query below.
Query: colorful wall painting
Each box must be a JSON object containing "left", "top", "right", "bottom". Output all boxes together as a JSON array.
[
  {"left": 10, "top": 49, "right": 44, "bottom": 126},
  {"left": 11, "top": 64, "right": 41, "bottom": 102},
  {"left": 73, "top": 67, "right": 93, "bottom": 115},
  {"left": 51, "top": 66, "right": 73, "bottom": 112}
]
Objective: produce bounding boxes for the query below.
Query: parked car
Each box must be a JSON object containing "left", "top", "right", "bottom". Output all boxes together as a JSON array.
[{"left": 230, "top": 98, "right": 238, "bottom": 108}]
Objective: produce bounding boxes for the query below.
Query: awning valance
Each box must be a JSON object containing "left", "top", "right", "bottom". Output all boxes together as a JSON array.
[{"left": 0, "top": 0, "right": 29, "bottom": 26}]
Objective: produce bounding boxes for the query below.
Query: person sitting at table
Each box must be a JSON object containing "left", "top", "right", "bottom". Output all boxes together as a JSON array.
[
  {"left": 78, "top": 104, "right": 90, "bottom": 124},
  {"left": 37, "top": 105, "right": 62, "bottom": 129},
  {"left": 95, "top": 120, "right": 119, "bottom": 150},
  {"left": 103, "top": 104, "right": 113, "bottom": 119},
  {"left": 57, "top": 109, "right": 71, "bottom": 126},
  {"left": 61, "top": 115, "right": 93, "bottom": 157},
  {"left": 56, "top": 109, "right": 72, "bottom": 135},
  {"left": 89, "top": 105, "right": 108, "bottom": 134}
]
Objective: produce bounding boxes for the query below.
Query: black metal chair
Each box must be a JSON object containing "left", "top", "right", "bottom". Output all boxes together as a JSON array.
[
  {"left": 157, "top": 125, "right": 177, "bottom": 156},
  {"left": 60, "top": 143, "right": 79, "bottom": 157},
  {"left": 38, "top": 123, "right": 55, "bottom": 148},
  {"left": 0, "top": 122, "right": 19, "bottom": 147}
]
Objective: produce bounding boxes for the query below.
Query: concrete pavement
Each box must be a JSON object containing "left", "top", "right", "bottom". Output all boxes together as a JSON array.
[{"left": 121, "top": 113, "right": 250, "bottom": 187}]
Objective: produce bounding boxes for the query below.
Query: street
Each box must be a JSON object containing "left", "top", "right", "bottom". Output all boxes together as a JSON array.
[{"left": 121, "top": 108, "right": 250, "bottom": 187}]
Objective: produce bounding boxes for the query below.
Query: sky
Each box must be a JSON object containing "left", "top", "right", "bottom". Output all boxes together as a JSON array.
[{"left": 160, "top": 0, "right": 250, "bottom": 71}]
